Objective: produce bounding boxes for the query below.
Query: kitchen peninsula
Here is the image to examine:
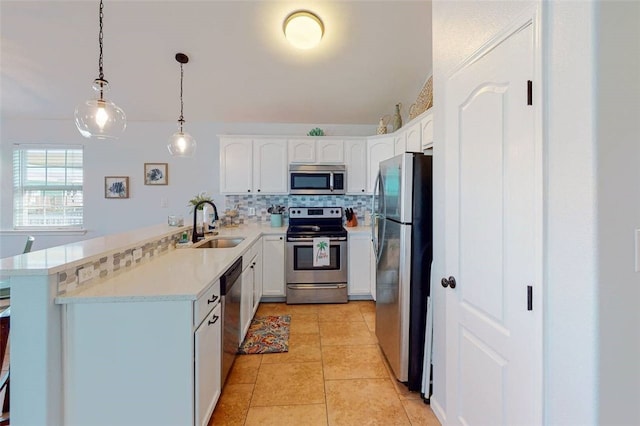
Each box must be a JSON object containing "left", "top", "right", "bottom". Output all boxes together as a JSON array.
[{"left": 1, "top": 222, "right": 286, "bottom": 426}]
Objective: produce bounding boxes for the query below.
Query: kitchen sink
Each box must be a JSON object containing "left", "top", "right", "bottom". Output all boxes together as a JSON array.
[{"left": 193, "top": 237, "right": 244, "bottom": 249}]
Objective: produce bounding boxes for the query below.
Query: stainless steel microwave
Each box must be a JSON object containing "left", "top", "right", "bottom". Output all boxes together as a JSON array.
[{"left": 288, "top": 164, "right": 346, "bottom": 195}]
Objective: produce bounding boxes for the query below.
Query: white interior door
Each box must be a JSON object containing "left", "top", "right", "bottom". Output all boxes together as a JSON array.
[{"left": 443, "top": 21, "right": 542, "bottom": 425}]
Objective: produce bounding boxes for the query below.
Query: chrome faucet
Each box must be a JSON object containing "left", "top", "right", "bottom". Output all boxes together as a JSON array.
[{"left": 192, "top": 200, "right": 219, "bottom": 243}]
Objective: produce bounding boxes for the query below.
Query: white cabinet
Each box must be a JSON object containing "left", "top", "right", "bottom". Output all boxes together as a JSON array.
[
  {"left": 220, "top": 137, "right": 253, "bottom": 193},
  {"left": 220, "top": 137, "right": 287, "bottom": 194},
  {"left": 195, "top": 302, "right": 221, "bottom": 426},
  {"left": 262, "top": 234, "right": 286, "bottom": 298},
  {"left": 344, "top": 139, "right": 368, "bottom": 194},
  {"left": 289, "top": 138, "right": 344, "bottom": 163},
  {"left": 240, "top": 239, "right": 263, "bottom": 341},
  {"left": 420, "top": 110, "right": 434, "bottom": 149},
  {"left": 63, "top": 280, "right": 222, "bottom": 426},
  {"left": 405, "top": 121, "right": 422, "bottom": 152},
  {"left": 394, "top": 133, "right": 406, "bottom": 155},
  {"left": 348, "top": 232, "right": 375, "bottom": 298},
  {"left": 253, "top": 138, "right": 288, "bottom": 193},
  {"left": 367, "top": 136, "right": 395, "bottom": 193}
]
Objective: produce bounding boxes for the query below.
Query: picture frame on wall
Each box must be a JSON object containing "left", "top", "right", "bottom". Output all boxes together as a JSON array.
[
  {"left": 144, "top": 163, "right": 168, "bottom": 185},
  {"left": 105, "top": 176, "right": 130, "bottom": 199}
]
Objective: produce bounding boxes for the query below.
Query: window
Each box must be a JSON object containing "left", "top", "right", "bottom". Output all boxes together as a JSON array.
[{"left": 13, "top": 145, "right": 83, "bottom": 229}]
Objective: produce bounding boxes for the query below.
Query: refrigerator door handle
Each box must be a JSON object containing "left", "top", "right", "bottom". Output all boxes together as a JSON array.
[
  {"left": 372, "top": 172, "right": 381, "bottom": 259},
  {"left": 376, "top": 173, "right": 388, "bottom": 264}
]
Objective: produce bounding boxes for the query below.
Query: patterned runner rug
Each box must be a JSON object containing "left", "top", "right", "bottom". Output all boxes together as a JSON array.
[{"left": 237, "top": 315, "right": 290, "bottom": 354}]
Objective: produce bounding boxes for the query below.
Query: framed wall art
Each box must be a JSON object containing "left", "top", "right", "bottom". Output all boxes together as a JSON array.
[
  {"left": 105, "top": 176, "right": 129, "bottom": 199},
  {"left": 144, "top": 163, "right": 168, "bottom": 185}
]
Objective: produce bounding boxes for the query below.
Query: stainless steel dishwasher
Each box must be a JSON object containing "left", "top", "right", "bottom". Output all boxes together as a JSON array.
[{"left": 219, "top": 257, "right": 242, "bottom": 385}]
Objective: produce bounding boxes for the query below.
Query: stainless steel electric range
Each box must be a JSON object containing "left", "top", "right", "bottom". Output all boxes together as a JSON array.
[{"left": 285, "top": 207, "right": 348, "bottom": 304}]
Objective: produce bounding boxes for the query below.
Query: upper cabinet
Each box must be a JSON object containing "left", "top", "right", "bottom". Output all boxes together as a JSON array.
[
  {"left": 344, "top": 139, "right": 368, "bottom": 194},
  {"left": 367, "top": 136, "right": 394, "bottom": 193},
  {"left": 289, "top": 139, "right": 344, "bottom": 163},
  {"left": 220, "top": 137, "right": 287, "bottom": 194},
  {"left": 420, "top": 110, "right": 434, "bottom": 149}
]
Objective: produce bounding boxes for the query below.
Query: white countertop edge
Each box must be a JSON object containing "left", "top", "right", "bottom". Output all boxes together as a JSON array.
[{"left": 54, "top": 223, "right": 287, "bottom": 304}]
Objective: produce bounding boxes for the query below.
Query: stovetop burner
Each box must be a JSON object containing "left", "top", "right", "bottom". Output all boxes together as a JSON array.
[{"left": 286, "top": 207, "right": 347, "bottom": 239}]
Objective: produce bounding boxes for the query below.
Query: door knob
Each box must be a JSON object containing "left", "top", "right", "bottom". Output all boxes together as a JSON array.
[{"left": 441, "top": 276, "right": 457, "bottom": 289}]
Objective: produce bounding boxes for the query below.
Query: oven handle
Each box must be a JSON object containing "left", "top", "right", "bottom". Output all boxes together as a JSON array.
[
  {"left": 287, "top": 236, "right": 347, "bottom": 242},
  {"left": 287, "top": 283, "right": 347, "bottom": 290}
]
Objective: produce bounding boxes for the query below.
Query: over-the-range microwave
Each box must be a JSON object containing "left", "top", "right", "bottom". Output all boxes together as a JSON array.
[{"left": 288, "top": 164, "right": 346, "bottom": 195}]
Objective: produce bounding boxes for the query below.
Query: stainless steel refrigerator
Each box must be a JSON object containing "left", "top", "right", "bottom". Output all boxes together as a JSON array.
[{"left": 372, "top": 152, "right": 432, "bottom": 392}]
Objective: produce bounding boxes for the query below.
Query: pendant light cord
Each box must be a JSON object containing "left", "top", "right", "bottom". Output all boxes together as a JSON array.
[
  {"left": 98, "top": 0, "right": 104, "bottom": 81},
  {"left": 178, "top": 63, "right": 185, "bottom": 132}
]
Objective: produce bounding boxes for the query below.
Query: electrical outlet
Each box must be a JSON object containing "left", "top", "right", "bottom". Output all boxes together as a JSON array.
[
  {"left": 248, "top": 207, "right": 256, "bottom": 216},
  {"left": 77, "top": 265, "right": 94, "bottom": 283},
  {"left": 133, "top": 248, "right": 142, "bottom": 261}
]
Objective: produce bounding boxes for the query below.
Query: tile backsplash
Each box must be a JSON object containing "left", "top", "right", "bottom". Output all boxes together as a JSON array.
[{"left": 224, "top": 194, "right": 372, "bottom": 224}]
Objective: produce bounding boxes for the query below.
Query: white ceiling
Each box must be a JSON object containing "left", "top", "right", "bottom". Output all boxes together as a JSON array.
[{"left": 0, "top": 1, "right": 432, "bottom": 126}]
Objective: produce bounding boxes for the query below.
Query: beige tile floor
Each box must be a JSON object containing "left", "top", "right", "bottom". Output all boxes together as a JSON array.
[{"left": 209, "top": 301, "right": 441, "bottom": 426}]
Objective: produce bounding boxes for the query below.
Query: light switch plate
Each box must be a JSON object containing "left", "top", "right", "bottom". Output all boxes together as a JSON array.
[
  {"left": 248, "top": 207, "right": 256, "bottom": 216},
  {"left": 77, "top": 265, "right": 94, "bottom": 283},
  {"left": 133, "top": 248, "right": 143, "bottom": 261},
  {"left": 636, "top": 229, "right": 640, "bottom": 272}
]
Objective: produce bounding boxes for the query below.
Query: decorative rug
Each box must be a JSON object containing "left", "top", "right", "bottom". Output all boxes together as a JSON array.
[{"left": 237, "top": 315, "right": 291, "bottom": 354}]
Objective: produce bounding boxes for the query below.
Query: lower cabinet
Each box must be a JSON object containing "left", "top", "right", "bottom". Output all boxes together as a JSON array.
[
  {"left": 62, "top": 280, "right": 222, "bottom": 426},
  {"left": 348, "top": 232, "right": 376, "bottom": 298},
  {"left": 262, "top": 234, "right": 286, "bottom": 298},
  {"left": 240, "top": 239, "right": 264, "bottom": 342},
  {"left": 195, "top": 302, "right": 222, "bottom": 426}
]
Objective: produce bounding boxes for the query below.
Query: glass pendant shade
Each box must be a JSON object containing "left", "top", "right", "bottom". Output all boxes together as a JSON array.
[
  {"left": 167, "top": 127, "right": 196, "bottom": 157},
  {"left": 75, "top": 79, "right": 126, "bottom": 140}
]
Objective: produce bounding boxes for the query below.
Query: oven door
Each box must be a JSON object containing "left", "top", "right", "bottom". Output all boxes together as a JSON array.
[{"left": 286, "top": 238, "right": 348, "bottom": 284}]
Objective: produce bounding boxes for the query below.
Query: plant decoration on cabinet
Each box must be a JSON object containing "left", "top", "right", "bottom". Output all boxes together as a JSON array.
[{"left": 307, "top": 127, "right": 324, "bottom": 136}]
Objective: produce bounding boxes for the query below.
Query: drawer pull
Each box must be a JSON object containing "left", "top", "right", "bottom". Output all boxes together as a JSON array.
[
  {"left": 207, "top": 295, "right": 219, "bottom": 304},
  {"left": 208, "top": 314, "right": 219, "bottom": 325}
]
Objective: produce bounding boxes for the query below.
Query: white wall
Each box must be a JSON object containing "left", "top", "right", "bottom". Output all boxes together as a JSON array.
[
  {"left": 595, "top": 1, "right": 640, "bottom": 424},
  {"left": 0, "top": 119, "right": 374, "bottom": 258}
]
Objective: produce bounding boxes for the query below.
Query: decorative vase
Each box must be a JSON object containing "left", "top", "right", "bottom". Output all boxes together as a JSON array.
[
  {"left": 392, "top": 103, "right": 403, "bottom": 131},
  {"left": 377, "top": 117, "right": 388, "bottom": 135}
]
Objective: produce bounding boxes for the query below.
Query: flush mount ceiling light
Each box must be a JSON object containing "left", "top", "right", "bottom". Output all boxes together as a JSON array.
[
  {"left": 283, "top": 10, "right": 324, "bottom": 49},
  {"left": 167, "top": 53, "right": 197, "bottom": 157},
  {"left": 75, "top": 0, "right": 126, "bottom": 140}
]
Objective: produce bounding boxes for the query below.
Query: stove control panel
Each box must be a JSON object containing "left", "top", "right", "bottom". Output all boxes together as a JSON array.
[{"left": 288, "top": 207, "right": 343, "bottom": 219}]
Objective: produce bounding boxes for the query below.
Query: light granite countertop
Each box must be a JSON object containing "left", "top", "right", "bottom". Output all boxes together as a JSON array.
[{"left": 53, "top": 223, "right": 286, "bottom": 304}]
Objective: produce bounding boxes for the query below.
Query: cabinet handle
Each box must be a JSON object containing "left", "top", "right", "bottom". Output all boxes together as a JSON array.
[
  {"left": 207, "top": 295, "right": 219, "bottom": 304},
  {"left": 361, "top": 189, "right": 365, "bottom": 192},
  {"left": 250, "top": 265, "right": 254, "bottom": 269},
  {"left": 257, "top": 189, "right": 261, "bottom": 192},
  {"left": 279, "top": 237, "right": 283, "bottom": 240},
  {"left": 208, "top": 314, "right": 219, "bottom": 325},
  {"left": 252, "top": 261, "right": 256, "bottom": 266},
  {"left": 247, "top": 189, "right": 251, "bottom": 192}
]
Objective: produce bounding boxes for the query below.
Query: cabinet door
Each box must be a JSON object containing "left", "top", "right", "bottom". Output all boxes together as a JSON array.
[
  {"left": 288, "top": 139, "right": 316, "bottom": 163},
  {"left": 262, "top": 235, "right": 286, "bottom": 297},
  {"left": 348, "top": 233, "right": 373, "bottom": 296},
  {"left": 240, "top": 261, "right": 255, "bottom": 342},
  {"left": 195, "top": 303, "right": 221, "bottom": 426},
  {"left": 394, "top": 133, "right": 407, "bottom": 155},
  {"left": 405, "top": 121, "right": 422, "bottom": 152},
  {"left": 252, "top": 243, "right": 263, "bottom": 315},
  {"left": 367, "top": 137, "right": 395, "bottom": 193},
  {"left": 220, "top": 137, "right": 253, "bottom": 193},
  {"left": 421, "top": 111, "right": 434, "bottom": 149},
  {"left": 344, "top": 139, "right": 368, "bottom": 194},
  {"left": 253, "top": 138, "right": 288, "bottom": 194},
  {"left": 317, "top": 139, "right": 344, "bottom": 163}
]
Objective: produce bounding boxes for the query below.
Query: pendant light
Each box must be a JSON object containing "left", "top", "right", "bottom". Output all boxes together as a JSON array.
[
  {"left": 75, "top": 0, "right": 126, "bottom": 140},
  {"left": 167, "top": 53, "right": 196, "bottom": 157}
]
